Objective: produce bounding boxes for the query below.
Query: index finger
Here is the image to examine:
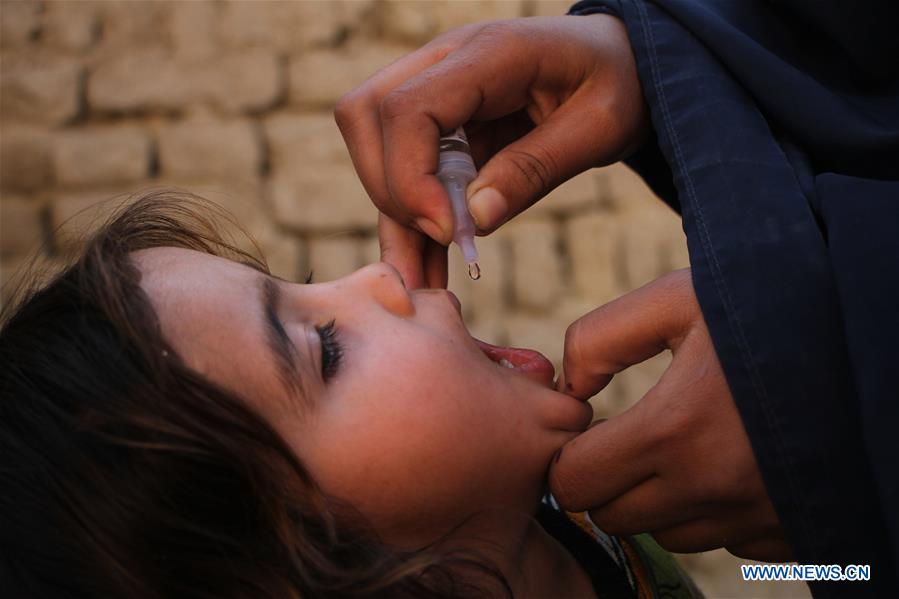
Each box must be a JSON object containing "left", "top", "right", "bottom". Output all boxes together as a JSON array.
[
  {"left": 561, "top": 270, "right": 695, "bottom": 401},
  {"left": 378, "top": 213, "right": 447, "bottom": 289},
  {"left": 335, "top": 25, "right": 482, "bottom": 236}
]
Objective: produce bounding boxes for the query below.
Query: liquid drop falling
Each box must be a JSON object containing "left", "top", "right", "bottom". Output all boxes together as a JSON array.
[{"left": 468, "top": 262, "right": 481, "bottom": 280}]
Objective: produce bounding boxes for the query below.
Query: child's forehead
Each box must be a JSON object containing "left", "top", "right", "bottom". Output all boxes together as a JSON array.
[
  {"left": 133, "top": 247, "right": 288, "bottom": 401},
  {"left": 133, "top": 247, "right": 251, "bottom": 278},
  {"left": 133, "top": 248, "right": 262, "bottom": 319},
  {"left": 134, "top": 245, "right": 218, "bottom": 265}
]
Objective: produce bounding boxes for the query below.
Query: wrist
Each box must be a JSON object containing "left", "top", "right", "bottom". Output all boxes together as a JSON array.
[{"left": 583, "top": 13, "right": 651, "bottom": 162}]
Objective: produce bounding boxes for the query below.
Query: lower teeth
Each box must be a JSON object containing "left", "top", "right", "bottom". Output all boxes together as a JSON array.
[{"left": 499, "top": 358, "right": 515, "bottom": 369}]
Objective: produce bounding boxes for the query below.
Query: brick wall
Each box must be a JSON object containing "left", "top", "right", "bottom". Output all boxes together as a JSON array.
[
  {"left": 1, "top": 0, "right": 689, "bottom": 408},
  {"left": 0, "top": 2, "right": 808, "bottom": 596}
]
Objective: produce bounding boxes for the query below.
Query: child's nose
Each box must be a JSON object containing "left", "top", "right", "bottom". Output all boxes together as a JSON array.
[{"left": 342, "top": 263, "right": 415, "bottom": 316}]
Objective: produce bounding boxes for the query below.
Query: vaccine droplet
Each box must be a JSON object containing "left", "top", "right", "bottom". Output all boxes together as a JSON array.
[{"left": 468, "top": 262, "right": 481, "bottom": 280}]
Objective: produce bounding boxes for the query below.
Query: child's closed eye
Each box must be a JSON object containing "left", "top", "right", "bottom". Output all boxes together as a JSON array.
[{"left": 315, "top": 320, "right": 342, "bottom": 381}]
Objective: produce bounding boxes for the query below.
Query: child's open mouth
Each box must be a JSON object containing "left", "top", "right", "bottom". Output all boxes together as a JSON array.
[
  {"left": 444, "top": 291, "right": 557, "bottom": 389},
  {"left": 474, "top": 338, "right": 556, "bottom": 388}
]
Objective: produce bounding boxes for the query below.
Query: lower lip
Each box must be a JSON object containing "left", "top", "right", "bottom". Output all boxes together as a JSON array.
[{"left": 474, "top": 338, "right": 556, "bottom": 388}]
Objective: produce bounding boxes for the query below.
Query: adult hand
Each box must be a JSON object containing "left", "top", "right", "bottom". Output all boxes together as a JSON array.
[
  {"left": 335, "top": 15, "right": 648, "bottom": 288},
  {"left": 549, "top": 270, "right": 792, "bottom": 562}
]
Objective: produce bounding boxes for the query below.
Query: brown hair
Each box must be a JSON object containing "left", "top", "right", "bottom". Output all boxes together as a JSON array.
[{"left": 0, "top": 191, "right": 508, "bottom": 598}]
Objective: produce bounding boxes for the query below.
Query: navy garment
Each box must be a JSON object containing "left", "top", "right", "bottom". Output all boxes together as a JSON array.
[{"left": 568, "top": 1, "right": 899, "bottom": 596}]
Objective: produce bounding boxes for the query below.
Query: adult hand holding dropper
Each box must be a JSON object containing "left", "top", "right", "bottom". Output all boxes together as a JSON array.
[{"left": 334, "top": 15, "right": 648, "bottom": 288}]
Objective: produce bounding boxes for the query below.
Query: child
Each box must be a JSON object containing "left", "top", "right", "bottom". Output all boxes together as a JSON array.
[{"left": 0, "top": 191, "right": 697, "bottom": 598}]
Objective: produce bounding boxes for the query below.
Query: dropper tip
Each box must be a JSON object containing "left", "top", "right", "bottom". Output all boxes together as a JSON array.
[{"left": 468, "top": 262, "right": 481, "bottom": 280}]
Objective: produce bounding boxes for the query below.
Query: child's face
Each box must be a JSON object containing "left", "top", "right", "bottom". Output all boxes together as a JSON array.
[{"left": 134, "top": 247, "right": 591, "bottom": 548}]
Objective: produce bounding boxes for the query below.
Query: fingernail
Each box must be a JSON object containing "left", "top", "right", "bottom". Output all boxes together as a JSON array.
[
  {"left": 468, "top": 187, "right": 508, "bottom": 231},
  {"left": 415, "top": 217, "right": 448, "bottom": 244}
]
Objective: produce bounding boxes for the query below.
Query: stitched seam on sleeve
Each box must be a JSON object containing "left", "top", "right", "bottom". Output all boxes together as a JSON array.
[{"left": 630, "top": 0, "right": 813, "bottom": 548}]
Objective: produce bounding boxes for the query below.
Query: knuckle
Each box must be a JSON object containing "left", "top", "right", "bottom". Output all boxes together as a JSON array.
[
  {"left": 334, "top": 91, "right": 364, "bottom": 131},
  {"left": 474, "top": 20, "right": 528, "bottom": 48},
  {"left": 547, "top": 462, "right": 584, "bottom": 511},
  {"left": 659, "top": 268, "right": 701, "bottom": 322},
  {"left": 430, "top": 37, "right": 462, "bottom": 59},
  {"left": 476, "top": 21, "right": 510, "bottom": 40},
  {"left": 505, "top": 145, "right": 557, "bottom": 195},
  {"left": 379, "top": 90, "right": 415, "bottom": 123}
]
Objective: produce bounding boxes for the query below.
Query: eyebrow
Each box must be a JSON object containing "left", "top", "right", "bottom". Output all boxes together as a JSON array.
[{"left": 259, "top": 275, "right": 304, "bottom": 397}]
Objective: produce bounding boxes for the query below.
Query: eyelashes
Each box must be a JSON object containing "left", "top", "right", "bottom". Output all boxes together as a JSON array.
[
  {"left": 281, "top": 271, "right": 340, "bottom": 382},
  {"left": 302, "top": 272, "right": 341, "bottom": 381},
  {"left": 315, "top": 320, "right": 342, "bottom": 381}
]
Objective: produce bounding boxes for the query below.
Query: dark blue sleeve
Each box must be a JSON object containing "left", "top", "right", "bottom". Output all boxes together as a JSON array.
[{"left": 568, "top": 2, "right": 899, "bottom": 597}]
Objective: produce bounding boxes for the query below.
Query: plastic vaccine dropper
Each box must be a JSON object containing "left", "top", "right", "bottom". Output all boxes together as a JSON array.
[{"left": 437, "top": 127, "right": 481, "bottom": 280}]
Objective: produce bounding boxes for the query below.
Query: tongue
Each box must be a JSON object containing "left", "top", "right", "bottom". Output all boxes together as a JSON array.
[{"left": 474, "top": 338, "right": 556, "bottom": 388}]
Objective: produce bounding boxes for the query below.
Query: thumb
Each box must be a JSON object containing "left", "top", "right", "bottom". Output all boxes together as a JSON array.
[
  {"left": 549, "top": 404, "right": 656, "bottom": 511},
  {"left": 466, "top": 101, "right": 607, "bottom": 234}
]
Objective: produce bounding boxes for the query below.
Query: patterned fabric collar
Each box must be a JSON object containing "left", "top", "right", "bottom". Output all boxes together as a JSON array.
[{"left": 536, "top": 494, "right": 702, "bottom": 599}]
